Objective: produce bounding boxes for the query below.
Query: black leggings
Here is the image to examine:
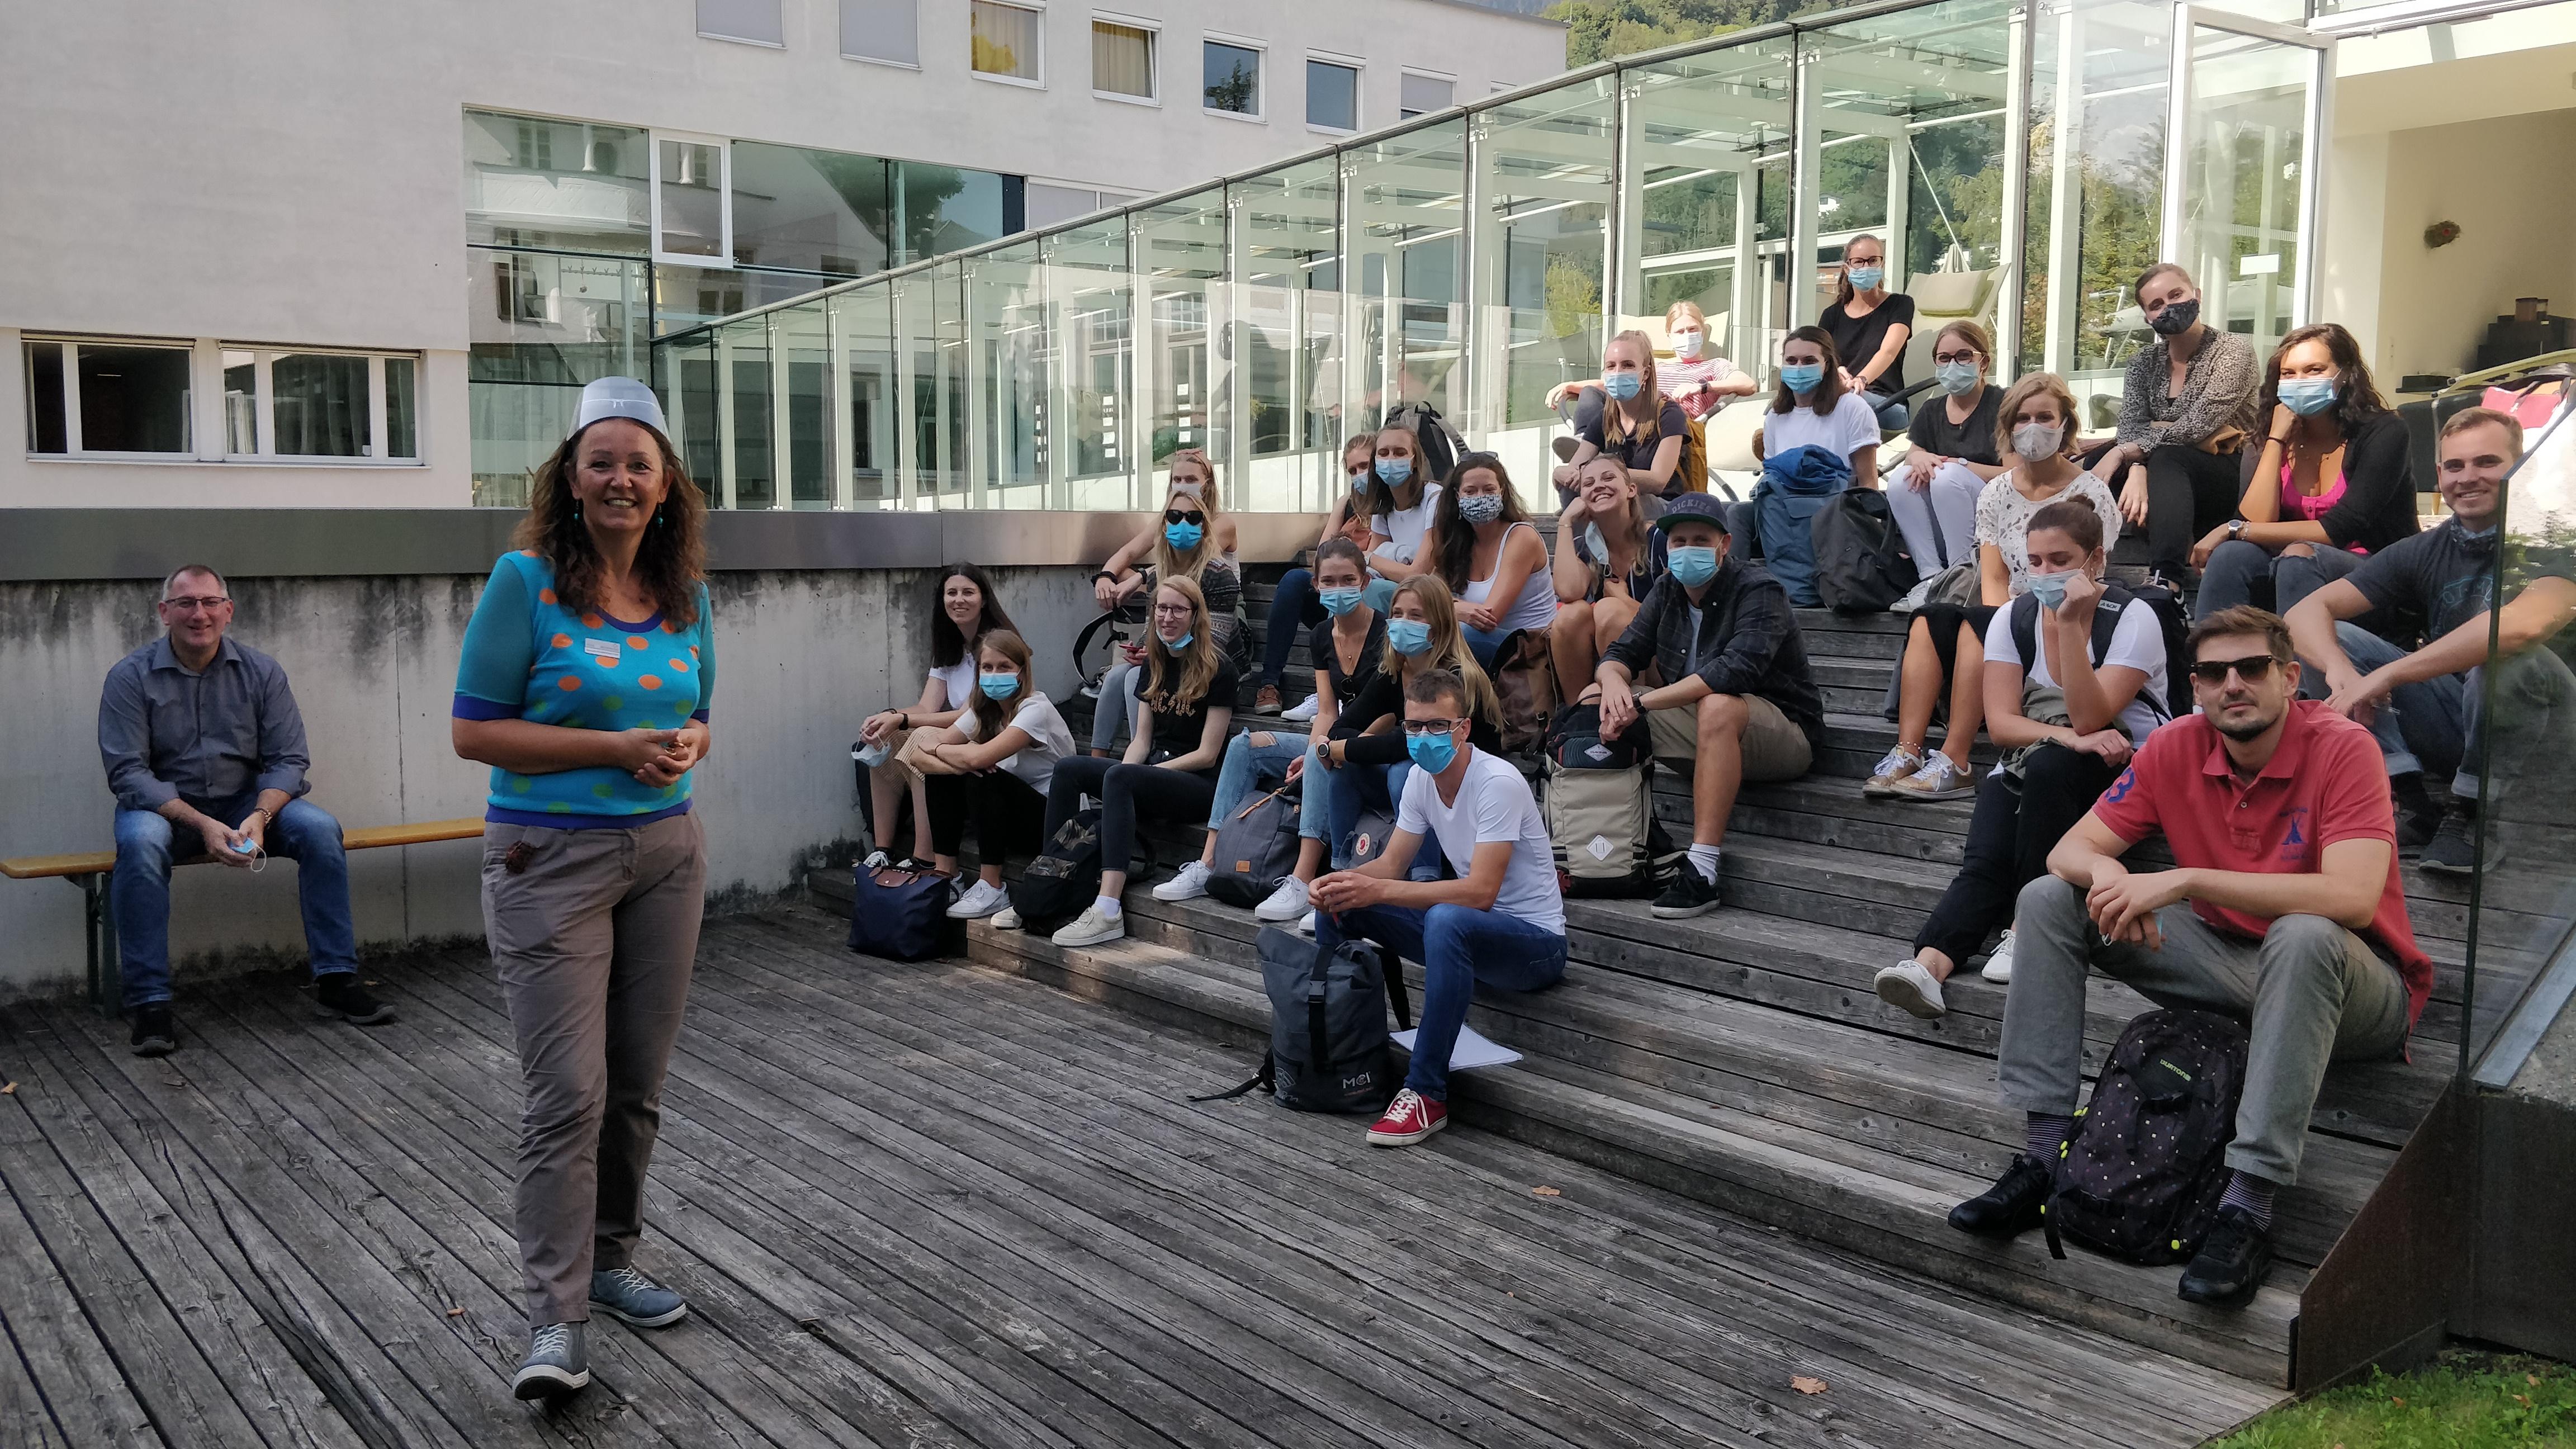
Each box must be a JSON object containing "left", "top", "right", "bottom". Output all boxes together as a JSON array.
[
  {"left": 2143, "top": 444, "right": 2243, "bottom": 578},
  {"left": 1912, "top": 744, "right": 2124, "bottom": 965},
  {"left": 1043, "top": 756, "right": 1217, "bottom": 879},
  {"left": 924, "top": 769, "right": 1049, "bottom": 865}
]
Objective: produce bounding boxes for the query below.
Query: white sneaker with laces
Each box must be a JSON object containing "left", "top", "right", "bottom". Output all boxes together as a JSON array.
[
  {"left": 1980, "top": 929, "right": 2016, "bottom": 984},
  {"left": 1153, "top": 861, "right": 1213, "bottom": 902},
  {"left": 1280, "top": 695, "right": 1320, "bottom": 723},
  {"left": 991, "top": 906, "right": 1024, "bottom": 930},
  {"left": 1873, "top": 958, "right": 1949, "bottom": 1019},
  {"left": 1890, "top": 752, "right": 1972, "bottom": 801},
  {"left": 862, "top": 848, "right": 891, "bottom": 870},
  {"left": 947, "top": 879, "right": 1009, "bottom": 919},
  {"left": 1863, "top": 745, "right": 1923, "bottom": 798},
  {"left": 1052, "top": 905, "right": 1126, "bottom": 948},
  {"left": 1297, "top": 909, "right": 1317, "bottom": 936},
  {"left": 1253, "top": 877, "right": 1311, "bottom": 921}
]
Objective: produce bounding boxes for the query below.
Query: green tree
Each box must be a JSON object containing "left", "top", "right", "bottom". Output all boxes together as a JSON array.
[{"left": 1546, "top": 0, "right": 1840, "bottom": 65}]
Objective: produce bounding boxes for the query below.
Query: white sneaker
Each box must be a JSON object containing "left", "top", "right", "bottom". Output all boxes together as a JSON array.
[
  {"left": 862, "top": 848, "right": 891, "bottom": 870},
  {"left": 1980, "top": 929, "right": 2016, "bottom": 984},
  {"left": 1873, "top": 959, "right": 1949, "bottom": 1019},
  {"left": 991, "top": 906, "right": 1023, "bottom": 930},
  {"left": 1890, "top": 575, "right": 1938, "bottom": 614},
  {"left": 1889, "top": 752, "right": 1973, "bottom": 801},
  {"left": 1298, "top": 909, "right": 1317, "bottom": 936},
  {"left": 946, "top": 879, "right": 1009, "bottom": 919},
  {"left": 1052, "top": 905, "right": 1126, "bottom": 948},
  {"left": 1253, "top": 877, "right": 1311, "bottom": 922},
  {"left": 1152, "top": 861, "right": 1213, "bottom": 902},
  {"left": 1863, "top": 745, "right": 1924, "bottom": 798},
  {"left": 1280, "top": 695, "right": 1320, "bottom": 723}
]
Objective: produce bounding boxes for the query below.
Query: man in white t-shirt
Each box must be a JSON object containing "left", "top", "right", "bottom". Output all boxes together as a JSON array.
[{"left": 1308, "top": 669, "right": 1568, "bottom": 1147}]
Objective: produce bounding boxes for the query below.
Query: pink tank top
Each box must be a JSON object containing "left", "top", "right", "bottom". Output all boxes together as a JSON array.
[{"left": 2281, "top": 465, "right": 2366, "bottom": 554}]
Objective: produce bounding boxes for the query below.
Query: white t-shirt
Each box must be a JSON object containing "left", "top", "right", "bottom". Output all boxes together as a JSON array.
[
  {"left": 1761, "top": 392, "right": 1882, "bottom": 463},
  {"left": 1972, "top": 471, "right": 2125, "bottom": 596},
  {"left": 928, "top": 659, "right": 976, "bottom": 713},
  {"left": 1370, "top": 482, "right": 1446, "bottom": 567},
  {"left": 1982, "top": 595, "right": 2170, "bottom": 747},
  {"left": 959, "top": 692, "right": 1075, "bottom": 795},
  {"left": 1395, "top": 748, "right": 1565, "bottom": 936}
]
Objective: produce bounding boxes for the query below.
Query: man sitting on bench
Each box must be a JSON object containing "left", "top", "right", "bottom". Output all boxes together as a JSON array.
[
  {"left": 97, "top": 565, "right": 392, "bottom": 1056},
  {"left": 1948, "top": 606, "right": 2428, "bottom": 1307},
  {"left": 1309, "top": 669, "right": 1568, "bottom": 1149}
]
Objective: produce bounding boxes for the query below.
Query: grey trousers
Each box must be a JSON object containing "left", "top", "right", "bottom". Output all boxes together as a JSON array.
[
  {"left": 483, "top": 812, "right": 707, "bottom": 1327},
  {"left": 2001, "top": 874, "right": 2409, "bottom": 1186}
]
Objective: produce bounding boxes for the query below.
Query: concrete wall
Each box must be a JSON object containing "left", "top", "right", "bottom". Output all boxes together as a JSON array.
[{"left": 0, "top": 561, "right": 1102, "bottom": 1002}]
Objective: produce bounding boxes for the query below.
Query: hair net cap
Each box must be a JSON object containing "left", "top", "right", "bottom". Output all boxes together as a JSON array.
[{"left": 572, "top": 377, "right": 667, "bottom": 437}]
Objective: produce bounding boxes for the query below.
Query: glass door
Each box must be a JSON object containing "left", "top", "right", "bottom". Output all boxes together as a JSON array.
[{"left": 2161, "top": 9, "right": 2329, "bottom": 364}]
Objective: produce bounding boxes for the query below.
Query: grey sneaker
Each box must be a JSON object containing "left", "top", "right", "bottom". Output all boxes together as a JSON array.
[
  {"left": 1873, "top": 958, "right": 1949, "bottom": 1019},
  {"left": 1889, "top": 752, "right": 1973, "bottom": 801},
  {"left": 590, "top": 1266, "right": 688, "bottom": 1328},
  {"left": 1862, "top": 745, "right": 1924, "bottom": 798},
  {"left": 513, "top": 1322, "right": 590, "bottom": 1400},
  {"left": 1052, "top": 904, "right": 1126, "bottom": 948}
]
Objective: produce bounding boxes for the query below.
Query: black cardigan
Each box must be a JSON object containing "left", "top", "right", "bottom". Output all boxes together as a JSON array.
[
  {"left": 1329, "top": 669, "right": 1504, "bottom": 768},
  {"left": 2235, "top": 410, "right": 2419, "bottom": 555}
]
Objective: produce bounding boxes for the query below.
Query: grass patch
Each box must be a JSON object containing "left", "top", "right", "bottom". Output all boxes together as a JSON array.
[{"left": 2215, "top": 1350, "right": 2576, "bottom": 1448}]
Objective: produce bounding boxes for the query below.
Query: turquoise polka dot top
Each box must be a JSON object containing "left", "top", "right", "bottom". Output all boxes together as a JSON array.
[{"left": 453, "top": 551, "right": 716, "bottom": 829}]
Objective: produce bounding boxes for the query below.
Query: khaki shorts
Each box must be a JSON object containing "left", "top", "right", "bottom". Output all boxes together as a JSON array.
[{"left": 1646, "top": 693, "right": 1812, "bottom": 782}]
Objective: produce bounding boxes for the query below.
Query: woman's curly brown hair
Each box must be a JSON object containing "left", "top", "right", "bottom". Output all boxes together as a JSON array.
[{"left": 514, "top": 419, "right": 708, "bottom": 624}]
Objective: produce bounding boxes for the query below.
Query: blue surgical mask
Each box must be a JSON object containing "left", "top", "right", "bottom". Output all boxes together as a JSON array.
[
  {"left": 1603, "top": 371, "right": 1643, "bottom": 401},
  {"left": 2025, "top": 571, "right": 2068, "bottom": 610},
  {"left": 1374, "top": 457, "right": 1412, "bottom": 485},
  {"left": 1404, "top": 727, "right": 1458, "bottom": 774},
  {"left": 1581, "top": 523, "right": 1610, "bottom": 564},
  {"left": 1936, "top": 361, "right": 1981, "bottom": 397},
  {"left": 1667, "top": 545, "right": 1719, "bottom": 587},
  {"left": 1458, "top": 494, "right": 1504, "bottom": 525},
  {"left": 1779, "top": 363, "right": 1825, "bottom": 395},
  {"left": 2279, "top": 377, "right": 2338, "bottom": 416},
  {"left": 1318, "top": 586, "right": 1364, "bottom": 616},
  {"left": 1386, "top": 618, "right": 1433, "bottom": 656},
  {"left": 1166, "top": 631, "right": 1194, "bottom": 651},
  {"left": 1349, "top": 468, "right": 1371, "bottom": 494},
  {"left": 979, "top": 673, "right": 1021, "bottom": 700},
  {"left": 1847, "top": 265, "right": 1884, "bottom": 292},
  {"left": 1164, "top": 520, "right": 1204, "bottom": 550}
]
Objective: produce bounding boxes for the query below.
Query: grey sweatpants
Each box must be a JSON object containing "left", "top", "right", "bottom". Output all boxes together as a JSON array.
[
  {"left": 482, "top": 812, "right": 707, "bottom": 1327},
  {"left": 2000, "top": 873, "right": 2409, "bottom": 1186}
]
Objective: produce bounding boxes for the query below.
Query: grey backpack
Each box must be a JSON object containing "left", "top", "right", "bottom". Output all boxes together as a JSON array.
[
  {"left": 1206, "top": 785, "right": 1303, "bottom": 908},
  {"left": 1194, "top": 927, "right": 1414, "bottom": 1113}
]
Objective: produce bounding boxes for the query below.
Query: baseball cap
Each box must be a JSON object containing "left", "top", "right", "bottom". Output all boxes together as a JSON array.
[
  {"left": 571, "top": 377, "right": 667, "bottom": 437},
  {"left": 1649, "top": 492, "right": 1731, "bottom": 533}
]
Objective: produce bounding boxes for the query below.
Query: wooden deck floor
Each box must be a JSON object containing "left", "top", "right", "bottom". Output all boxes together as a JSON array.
[{"left": 0, "top": 907, "right": 2282, "bottom": 1448}]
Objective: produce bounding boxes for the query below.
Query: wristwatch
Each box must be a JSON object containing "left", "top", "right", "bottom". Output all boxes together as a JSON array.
[{"left": 2227, "top": 520, "right": 2248, "bottom": 542}]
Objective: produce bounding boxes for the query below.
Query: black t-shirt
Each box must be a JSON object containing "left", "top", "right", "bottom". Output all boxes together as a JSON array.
[
  {"left": 1906, "top": 383, "right": 2004, "bottom": 467},
  {"left": 1577, "top": 396, "right": 1695, "bottom": 493},
  {"left": 1307, "top": 615, "right": 1385, "bottom": 706},
  {"left": 2348, "top": 518, "right": 2500, "bottom": 645},
  {"left": 1822, "top": 293, "right": 1917, "bottom": 395},
  {"left": 1144, "top": 657, "right": 1241, "bottom": 761}
]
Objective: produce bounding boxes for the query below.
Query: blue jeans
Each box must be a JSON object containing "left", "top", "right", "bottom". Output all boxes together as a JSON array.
[
  {"left": 113, "top": 794, "right": 357, "bottom": 1008},
  {"left": 2197, "top": 540, "right": 2369, "bottom": 625},
  {"left": 1259, "top": 568, "right": 1327, "bottom": 689},
  {"left": 2306, "top": 623, "right": 2474, "bottom": 789},
  {"left": 1317, "top": 902, "right": 1567, "bottom": 1101},
  {"left": 1864, "top": 391, "right": 1910, "bottom": 430},
  {"left": 1323, "top": 759, "right": 1441, "bottom": 878},
  {"left": 1206, "top": 732, "right": 1327, "bottom": 840},
  {"left": 1463, "top": 624, "right": 1510, "bottom": 670}
]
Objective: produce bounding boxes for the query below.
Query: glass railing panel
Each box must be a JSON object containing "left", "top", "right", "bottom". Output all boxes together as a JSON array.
[
  {"left": 1343, "top": 119, "right": 1471, "bottom": 446},
  {"left": 2465, "top": 404, "right": 2576, "bottom": 1071},
  {"left": 1623, "top": 35, "right": 1799, "bottom": 394},
  {"left": 1470, "top": 73, "right": 1620, "bottom": 501},
  {"left": 1135, "top": 187, "right": 1230, "bottom": 501},
  {"left": 965, "top": 241, "right": 1050, "bottom": 509},
  {"left": 887, "top": 266, "right": 964, "bottom": 508},
  {"left": 651, "top": 263, "right": 841, "bottom": 337},
  {"left": 773, "top": 300, "right": 836, "bottom": 510},
  {"left": 1230, "top": 155, "right": 1346, "bottom": 515},
  {"left": 827, "top": 283, "right": 898, "bottom": 509},
  {"left": 467, "top": 248, "right": 652, "bottom": 508},
  {"left": 663, "top": 330, "right": 721, "bottom": 491},
  {"left": 1043, "top": 218, "right": 1140, "bottom": 509},
  {"left": 721, "top": 316, "right": 776, "bottom": 509},
  {"left": 2177, "top": 25, "right": 2316, "bottom": 367}
]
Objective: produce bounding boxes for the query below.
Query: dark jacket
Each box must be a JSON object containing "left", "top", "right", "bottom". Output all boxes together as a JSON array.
[
  {"left": 2233, "top": 409, "right": 2419, "bottom": 555},
  {"left": 1600, "top": 551, "right": 1825, "bottom": 751}
]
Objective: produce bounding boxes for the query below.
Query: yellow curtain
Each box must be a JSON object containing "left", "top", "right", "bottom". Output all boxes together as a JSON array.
[
  {"left": 1092, "top": 22, "right": 1153, "bottom": 97},
  {"left": 969, "top": 2, "right": 1039, "bottom": 80}
]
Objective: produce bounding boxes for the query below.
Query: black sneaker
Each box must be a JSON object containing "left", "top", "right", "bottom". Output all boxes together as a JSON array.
[
  {"left": 129, "top": 1004, "right": 176, "bottom": 1058},
  {"left": 1948, "top": 1153, "right": 2053, "bottom": 1238},
  {"left": 2418, "top": 804, "right": 2493, "bottom": 875},
  {"left": 314, "top": 973, "right": 396, "bottom": 1026},
  {"left": 1649, "top": 862, "right": 1723, "bottom": 919},
  {"left": 2177, "top": 1204, "right": 2273, "bottom": 1306}
]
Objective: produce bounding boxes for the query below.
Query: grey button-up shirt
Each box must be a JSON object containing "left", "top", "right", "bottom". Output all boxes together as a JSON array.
[{"left": 98, "top": 636, "right": 311, "bottom": 813}]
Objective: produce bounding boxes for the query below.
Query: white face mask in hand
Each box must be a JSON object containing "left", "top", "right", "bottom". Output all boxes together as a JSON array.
[{"left": 2011, "top": 422, "right": 2063, "bottom": 462}]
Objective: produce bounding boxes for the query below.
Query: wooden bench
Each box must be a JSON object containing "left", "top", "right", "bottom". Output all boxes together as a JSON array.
[{"left": 2, "top": 817, "right": 485, "bottom": 1012}]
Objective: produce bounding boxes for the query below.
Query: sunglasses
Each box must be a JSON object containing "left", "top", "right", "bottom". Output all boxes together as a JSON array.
[
  {"left": 1164, "top": 509, "right": 1208, "bottom": 525},
  {"left": 1400, "top": 718, "right": 1465, "bottom": 736},
  {"left": 2188, "top": 655, "right": 2284, "bottom": 687}
]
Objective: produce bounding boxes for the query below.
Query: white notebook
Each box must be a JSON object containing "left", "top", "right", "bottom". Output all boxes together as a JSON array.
[{"left": 1390, "top": 1025, "right": 1523, "bottom": 1072}]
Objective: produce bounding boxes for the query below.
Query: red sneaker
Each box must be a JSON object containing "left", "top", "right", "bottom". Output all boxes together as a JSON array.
[{"left": 1367, "top": 1089, "right": 1447, "bottom": 1146}]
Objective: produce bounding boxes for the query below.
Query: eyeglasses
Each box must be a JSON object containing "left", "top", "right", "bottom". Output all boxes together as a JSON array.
[
  {"left": 1932, "top": 351, "right": 1982, "bottom": 366},
  {"left": 2187, "top": 655, "right": 2284, "bottom": 687},
  {"left": 163, "top": 595, "right": 231, "bottom": 612},
  {"left": 1151, "top": 603, "right": 1196, "bottom": 619},
  {"left": 1164, "top": 509, "right": 1207, "bottom": 525},
  {"left": 1400, "top": 718, "right": 1465, "bottom": 736}
]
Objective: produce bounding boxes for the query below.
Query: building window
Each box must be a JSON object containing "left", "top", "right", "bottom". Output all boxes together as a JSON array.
[
  {"left": 222, "top": 347, "right": 423, "bottom": 461},
  {"left": 1306, "top": 58, "right": 1358, "bottom": 131},
  {"left": 730, "top": 141, "right": 894, "bottom": 276},
  {"left": 465, "top": 111, "right": 652, "bottom": 255},
  {"left": 653, "top": 135, "right": 731, "bottom": 263},
  {"left": 840, "top": 0, "right": 918, "bottom": 65},
  {"left": 1399, "top": 70, "right": 1452, "bottom": 119},
  {"left": 23, "top": 338, "right": 193, "bottom": 456},
  {"left": 1204, "top": 39, "right": 1262, "bottom": 117},
  {"left": 697, "top": 0, "right": 784, "bottom": 46},
  {"left": 971, "top": 1, "right": 1042, "bottom": 84},
  {"left": 1092, "top": 19, "right": 1155, "bottom": 101}
]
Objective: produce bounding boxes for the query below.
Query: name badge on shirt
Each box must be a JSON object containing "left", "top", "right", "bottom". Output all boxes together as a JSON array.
[{"left": 584, "top": 638, "right": 622, "bottom": 662}]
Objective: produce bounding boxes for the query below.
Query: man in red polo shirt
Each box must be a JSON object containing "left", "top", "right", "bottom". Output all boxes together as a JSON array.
[{"left": 1947, "top": 605, "right": 2426, "bottom": 1307}]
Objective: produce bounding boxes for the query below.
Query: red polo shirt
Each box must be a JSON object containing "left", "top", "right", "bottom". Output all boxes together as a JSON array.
[{"left": 2090, "top": 699, "right": 2433, "bottom": 1030}]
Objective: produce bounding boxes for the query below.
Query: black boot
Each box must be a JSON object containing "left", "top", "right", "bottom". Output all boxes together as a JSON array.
[
  {"left": 2177, "top": 1204, "right": 2274, "bottom": 1306},
  {"left": 1948, "top": 1153, "right": 2053, "bottom": 1238},
  {"left": 2389, "top": 773, "right": 2441, "bottom": 853}
]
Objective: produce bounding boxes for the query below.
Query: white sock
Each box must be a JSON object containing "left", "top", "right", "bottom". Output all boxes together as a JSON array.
[
  {"left": 1688, "top": 844, "right": 1722, "bottom": 883},
  {"left": 1093, "top": 895, "right": 1123, "bottom": 919}
]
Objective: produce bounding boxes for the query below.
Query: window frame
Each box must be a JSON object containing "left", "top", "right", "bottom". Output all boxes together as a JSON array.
[
  {"left": 1090, "top": 11, "right": 1159, "bottom": 106},
  {"left": 695, "top": 0, "right": 787, "bottom": 49},
  {"left": 970, "top": 0, "right": 1047, "bottom": 89},
  {"left": 1303, "top": 51, "right": 1363, "bottom": 135},
  {"left": 1398, "top": 65, "right": 1457, "bottom": 120},
  {"left": 840, "top": 0, "right": 922, "bottom": 70},
  {"left": 649, "top": 129, "right": 735, "bottom": 267},
  {"left": 23, "top": 334, "right": 425, "bottom": 466},
  {"left": 1200, "top": 32, "right": 1267, "bottom": 122},
  {"left": 22, "top": 335, "right": 197, "bottom": 461},
  {"left": 220, "top": 344, "right": 422, "bottom": 464}
]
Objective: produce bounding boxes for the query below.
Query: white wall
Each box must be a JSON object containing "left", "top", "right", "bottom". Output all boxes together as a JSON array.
[
  {"left": 0, "top": 562, "right": 1104, "bottom": 1002},
  {"left": 2369, "top": 109, "right": 2576, "bottom": 381}
]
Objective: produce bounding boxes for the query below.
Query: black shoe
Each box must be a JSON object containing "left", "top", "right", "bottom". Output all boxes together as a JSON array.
[
  {"left": 2418, "top": 804, "right": 2492, "bottom": 875},
  {"left": 314, "top": 973, "right": 395, "bottom": 1026},
  {"left": 1948, "top": 1152, "right": 2053, "bottom": 1238},
  {"left": 129, "top": 1004, "right": 176, "bottom": 1057},
  {"left": 2390, "top": 774, "right": 2441, "bottom": 853},
  {"left": 2177, "top": 1204, "right": 2273, "bottom": 1306},
  {"left": 1649, "top": 863, "right": 1723, "bottom": 919}
]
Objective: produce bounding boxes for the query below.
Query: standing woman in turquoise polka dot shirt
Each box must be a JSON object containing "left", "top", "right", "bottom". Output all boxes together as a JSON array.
[{"left": 451, "top": 377, "right": 716, "bottom": 1401}]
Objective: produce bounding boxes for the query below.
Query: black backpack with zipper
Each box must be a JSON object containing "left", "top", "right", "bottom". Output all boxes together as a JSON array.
[
  {"left": 2044, "top": 1008, "right": 2250, "bottom": 1266},
  {"left": 1810, "top": 487, "right": 1920, "bottom": 614},
  {"left": 1193, "top": 927, "right": 1415, "bottom": 1113}
]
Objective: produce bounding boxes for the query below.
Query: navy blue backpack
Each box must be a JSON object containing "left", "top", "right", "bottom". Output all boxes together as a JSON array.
[
  {"left": 1749, "top": 443, "right": 1854, "bottom": 607},
  {"left": 847, "top": 862, "right": 959, "bottom": 962}
]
